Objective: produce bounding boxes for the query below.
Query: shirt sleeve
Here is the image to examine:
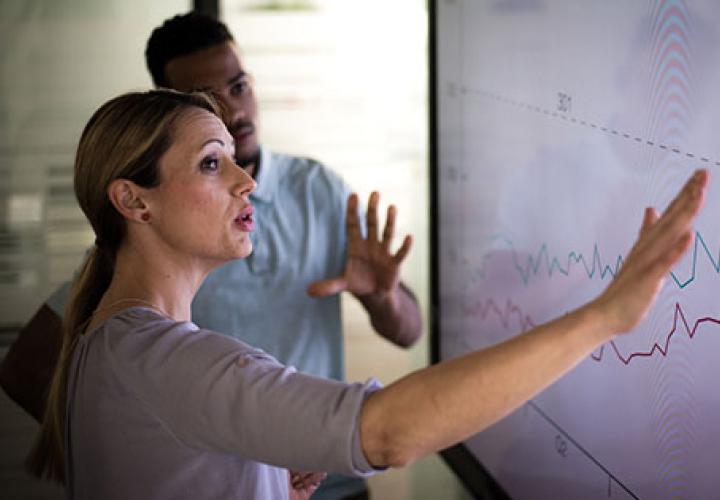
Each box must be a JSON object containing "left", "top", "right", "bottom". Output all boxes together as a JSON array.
[{"left": 106, "top": 317, "right": 382, "bottom": 477}]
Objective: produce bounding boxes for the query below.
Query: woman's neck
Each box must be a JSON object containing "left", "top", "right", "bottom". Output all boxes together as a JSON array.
[{"left": 89, "top": 240, "right": 212, "bottom": 329}]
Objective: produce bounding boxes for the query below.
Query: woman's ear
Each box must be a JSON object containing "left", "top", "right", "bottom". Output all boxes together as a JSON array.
[{"left": 107, "top": 179, "right": 151, "bottom": 223}]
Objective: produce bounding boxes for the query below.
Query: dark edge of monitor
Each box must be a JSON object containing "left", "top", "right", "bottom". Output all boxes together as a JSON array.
[{"left": 428, "top": 1, "right": 510, "bottom": 498}]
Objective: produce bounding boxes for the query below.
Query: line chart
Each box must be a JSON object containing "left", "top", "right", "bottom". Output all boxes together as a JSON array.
[
  {"left": 463, "top": 297, "right": 536, "bottom": 332},
  {"left": 462, "top": 297, "right": 720, "bottom": 366},
  {"left": 591, "top": 302, "right": 720, "bottom": 364},
  {"left": 479, "top": 231, "right": 720, "bottom": 289},
  {"left": 437, "top": 0, "right": 720, "bottom": 496}
]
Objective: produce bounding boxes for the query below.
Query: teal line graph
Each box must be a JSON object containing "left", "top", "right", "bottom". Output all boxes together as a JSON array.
[{"left": 482, "top": 231, "right": 720, "bottom": 289}]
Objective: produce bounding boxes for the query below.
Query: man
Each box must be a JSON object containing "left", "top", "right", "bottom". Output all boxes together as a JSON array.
[{"left": 0, "top": 12, "right": 422, "bottom": 500}]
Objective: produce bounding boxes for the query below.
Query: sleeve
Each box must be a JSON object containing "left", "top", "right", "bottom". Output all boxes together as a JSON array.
[{"left": 108, "top": 321, "right": 382, "bottom": 476}]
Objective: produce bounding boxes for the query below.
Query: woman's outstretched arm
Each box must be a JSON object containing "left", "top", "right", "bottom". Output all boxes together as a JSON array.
[{"left": 360, "top": 169, "right": 708, "bottom": 468}]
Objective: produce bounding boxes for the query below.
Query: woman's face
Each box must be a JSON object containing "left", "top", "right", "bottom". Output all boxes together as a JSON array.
[{"left": 143, "top": 108, "right": 256, "bottom": 265}]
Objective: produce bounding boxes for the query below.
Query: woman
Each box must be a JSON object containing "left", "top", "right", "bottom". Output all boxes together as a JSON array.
[{"left": 29, "top": 89, "right": 708, "bottom": 499}]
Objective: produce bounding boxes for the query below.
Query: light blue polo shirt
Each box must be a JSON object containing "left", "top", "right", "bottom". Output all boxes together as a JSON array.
[
  {"left": 191, "top": 147, "right": 350, "bottom": 381},
  {"left": 48, "top": 147, "right": 366, "bottom": 499}
]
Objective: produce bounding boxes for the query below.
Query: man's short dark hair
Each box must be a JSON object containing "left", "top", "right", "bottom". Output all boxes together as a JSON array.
[{"left": 146, "top": 12, "right": 234, "bottom": 88}]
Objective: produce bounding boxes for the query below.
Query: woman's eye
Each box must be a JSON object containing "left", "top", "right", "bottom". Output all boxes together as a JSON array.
[{"left": 201, "top": 157, "right": 220, "bottom": 172}]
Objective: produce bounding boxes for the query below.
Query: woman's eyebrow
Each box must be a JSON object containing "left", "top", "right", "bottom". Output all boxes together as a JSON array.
[{"left": 201, "top": 138, "right": 226, "bottom": 148}]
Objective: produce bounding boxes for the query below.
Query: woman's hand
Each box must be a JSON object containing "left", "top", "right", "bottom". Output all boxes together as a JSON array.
[
  {"left": 288, "top": 470, "right": 327, "bottom": 500},
  {"left": 591, "top": 169, "right": 708, "bottom": 336}
]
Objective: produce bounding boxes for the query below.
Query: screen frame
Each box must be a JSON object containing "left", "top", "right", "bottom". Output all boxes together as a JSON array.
[{"left": 428, "top": 1, "right": 510, "bottom": 497}]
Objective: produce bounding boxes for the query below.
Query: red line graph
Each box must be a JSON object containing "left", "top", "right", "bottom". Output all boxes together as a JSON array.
[
  {"left": 591, "top": 303, "right": 720, "bottom": 365},
  {"left": 463, "top": 298, "right": 720, "bottom": 366},
  {"left": 463, "top": 297, "right": 536, "bottom": 333}
]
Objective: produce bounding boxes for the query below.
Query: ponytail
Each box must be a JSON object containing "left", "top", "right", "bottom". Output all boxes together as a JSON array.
[
  {"left": 25, "top": 88, "right": 221, "bottom": 483},
  {"left": 26, "top": 245, "right": 115, "bottom": 481}
]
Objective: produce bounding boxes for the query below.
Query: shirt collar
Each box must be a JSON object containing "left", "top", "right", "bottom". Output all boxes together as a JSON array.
[{"left": 250, "top": 146, "right": 276, "bottom": 203}]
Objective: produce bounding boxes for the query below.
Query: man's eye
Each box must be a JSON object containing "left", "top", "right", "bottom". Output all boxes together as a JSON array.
[
  {"left": 231, "top": 80, "right": 248, "bottom": 96},
  {"left": 201, "top": 157, "right": 219, "bottom": 172}
]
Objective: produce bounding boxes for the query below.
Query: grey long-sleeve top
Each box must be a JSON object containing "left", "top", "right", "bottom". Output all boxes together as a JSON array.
[{"left": 65, "top": 307, "right": 379, "bottom": 499}]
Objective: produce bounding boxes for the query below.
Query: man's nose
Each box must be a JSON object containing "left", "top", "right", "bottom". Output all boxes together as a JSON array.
[{"left": 220, "top": 95, "right": 247, "bottom": 124}]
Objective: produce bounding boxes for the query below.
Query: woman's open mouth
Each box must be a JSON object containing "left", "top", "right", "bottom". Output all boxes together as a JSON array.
[{"left": 234, "top": 205, "right": 255, "bottom": 232}]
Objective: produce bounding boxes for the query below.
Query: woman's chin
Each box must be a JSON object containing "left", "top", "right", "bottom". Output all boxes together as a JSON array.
[
  {"left": 212, "top": 238, "right": 252, "bottom": 262},
  {"left": 236, "top": 242, "right": 253, "bottom": 260}
]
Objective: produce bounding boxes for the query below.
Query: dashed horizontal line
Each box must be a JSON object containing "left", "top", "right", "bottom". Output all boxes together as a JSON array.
[{"left": 472, "top": 89, "right": 719, "bottom": 167}]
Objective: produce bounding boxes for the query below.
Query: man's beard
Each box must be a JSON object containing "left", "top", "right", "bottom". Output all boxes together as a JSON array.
[{"left": 235, "top": 147, "right": 261, "bottom": 173}]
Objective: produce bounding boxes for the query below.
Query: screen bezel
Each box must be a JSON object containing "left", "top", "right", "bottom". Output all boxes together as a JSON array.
[{"left": 428, "top": 1, "right": 511, "bottom": 497}]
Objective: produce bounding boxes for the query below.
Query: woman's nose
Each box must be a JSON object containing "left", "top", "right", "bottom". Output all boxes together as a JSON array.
[{"left": 233, "top": 165, "right": 256, "bottom": 198}]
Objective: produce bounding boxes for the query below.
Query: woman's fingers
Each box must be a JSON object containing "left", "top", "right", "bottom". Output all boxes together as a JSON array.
[
  {"left": 597, "top": 170, "right": 708, "bottom": 334},
  {"left": 624, "top": 170, "right": 707, "bottom": 273},
  {"left": 660, "top": 169, "right": 708, "bottom": 221},
  {"left": 650, "top": 170, "right": 707, "bottom": 241},
  {"left": 290, "top": 471, "right": 326, "bottom": 489},
  {"left": 650, "top": 230, "right": 694, "bottom": 277},
  {"left": 638, "top": 207, "right": 659, "bottom": 239}
]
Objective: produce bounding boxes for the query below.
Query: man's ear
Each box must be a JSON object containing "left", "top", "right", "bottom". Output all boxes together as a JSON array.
[{"left": 107, "top": 179, "right": 151, "bottom": 223}]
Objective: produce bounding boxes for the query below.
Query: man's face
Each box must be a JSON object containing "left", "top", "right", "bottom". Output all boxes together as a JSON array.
[{"left": 164, "top": 41, "right": 259, "bottom": 166}]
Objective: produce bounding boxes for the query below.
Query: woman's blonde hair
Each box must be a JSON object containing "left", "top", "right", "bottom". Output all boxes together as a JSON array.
[{"left": 28, "top": 89, "right": 221, "bottom": 481}]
